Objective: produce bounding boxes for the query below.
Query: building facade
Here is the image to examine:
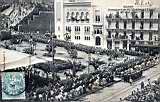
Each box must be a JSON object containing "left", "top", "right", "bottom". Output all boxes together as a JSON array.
[{"left": 54, "top": 0, "right": 160, "bottom": 51}]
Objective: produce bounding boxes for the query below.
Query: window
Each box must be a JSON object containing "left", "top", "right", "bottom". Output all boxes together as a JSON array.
[
  {"left": 75, "top": 26, "right": 80, "bottom": 32},
  {"left": 66, "top": 26, "right": 68, "bottom": 31},
  {"left": 85, "top": 36, "right": 90, "bottom": 40},
  {"left": 100, "top": 29, "right": 102, "bottom": 34},
  {"left": 140, "top": 32, "right": 143, "bottom": 40},
  {"left": 124, "top": 21, "right": 127, "bottom": 29},
  {"left": 75, "top": 36, "right": 80, "bottom": 40},
  {"left": 122, "top": 31, "right": 127, "bottom": 39},
  {"left": 84, "top": 26, "right": 90, "bottom": 33},
  {"left": 94, "top": 28, "right": 102, "bottom": 34},
  {"left": 95, "top": 36, "right": 101, "bottom": 45},
  {"left": 141, "top": 10, "right": 144, "bottom": 18},
  {"left": 95, "top": 15, "right": 100, "bottom": 22},
  {"left": 149, "top": 22, "right": 153, "bottom": 29},
  {"left": 115, "top": 12, "right": 120, "bottom": 18},
  {"left": 149, "top": 32, "right": 152, "bottom": 41},
  {"left": 66, "top": 12, "right": 70, "bottom": 22},
  {"left": 97, "top": 29, "right": 100, "bottom": 34},
  {"left": 150, "top": 9, "right": 153, "bottom": 18},
  {"left": 132, "top": 21, "right": 135, "bottom": 29},
  {"left": 131, "top": 32, "right": 135, "bottom": 40},
  {"left": 66, "top": 26, "right": 71, "bottom": 32},
  {"left": 154, "top": 36, "right": 157, "bottom": 41},
  {"left": 125, "top": 11, "right": 128, "bottom": 18},
  {"left": 86, "top": 12, "right": 89, "bottom": 22},
  {"left": 123, "top": 41, "right": 127, "bottom": 49},
  {"left": 107, "top": 41, "right": 112, "bottom": 49},
  {"left": 115, "top": 32, "right": 119, "bottom": 39},
  {"left": 140, "top": 21, "right": 144, "bottom": 29},
  {"left": 131, "top": 11, "right": 135, "bottom": 18},
  {"left": 71, "top": 12, "right": 75, "bottom": 21},
  {"left": 80, "top": 12, "right": 85, "bottom": 21},
  {"left": 108, "top": 20, "right": 111, "bottom": 28},
  {"left": 108, "top": 31, "right": 111, "bottom": 38},
  {"left": 116, "top": 21, "right": 119, "bottom": 29},
  {"left": 76, "top": 12, "right": 80, "bottom": 22}
]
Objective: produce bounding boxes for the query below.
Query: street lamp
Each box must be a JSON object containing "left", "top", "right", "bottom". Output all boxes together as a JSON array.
[
  {"left": 48, "top": 33, "right": 57, "bottom": 79},
  {"left": 88, "top": 53, "right": 91, "bottom": 74}
]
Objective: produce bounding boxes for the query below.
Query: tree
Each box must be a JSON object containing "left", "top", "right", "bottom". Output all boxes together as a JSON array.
[
  {"left": 89, "top": 58, "right": 105, "bottom": 71},
  {"left": 67, "top": 49, "right": 78, "bottom": 77}
]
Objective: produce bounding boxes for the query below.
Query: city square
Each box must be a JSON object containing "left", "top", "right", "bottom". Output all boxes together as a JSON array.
[{"left": 0, "top": 0, "right": 160, "bottom": 102}]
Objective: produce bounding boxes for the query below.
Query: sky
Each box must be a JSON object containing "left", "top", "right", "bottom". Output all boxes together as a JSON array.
[{"left": 93, "top": 0, "right": 160, "bottom": 8}]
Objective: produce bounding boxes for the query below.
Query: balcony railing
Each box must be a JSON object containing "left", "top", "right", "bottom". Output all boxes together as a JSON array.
[
  {"left": 106, "top": 17, "right": 159, "bottom": 23},
  {"left": 66, "top": 18, "right": 90, "bottom": 23},
  {"left": 93, "top": 22, "right": 103, "bottom": 26},
  {"left": 106, "top": 37, "right": 159, "bottom": 46},
  {"left": 106, "top": 28, "right": 158, "bottom": 33},
  {"left": 106, "top": 35, "right": 128, "bottom": 41}
]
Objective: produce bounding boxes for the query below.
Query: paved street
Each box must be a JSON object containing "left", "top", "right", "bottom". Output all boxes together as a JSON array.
[
  {"left": 82, "top": 64, "right": 160, "bottom": 102},
  {"left": 0, "top": 48, "right": 46, "bottom": 71}
]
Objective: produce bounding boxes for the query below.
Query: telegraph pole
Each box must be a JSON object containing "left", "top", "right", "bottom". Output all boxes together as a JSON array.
[{"left": 3, "top": 51, "right": 5, "bottom": 71}]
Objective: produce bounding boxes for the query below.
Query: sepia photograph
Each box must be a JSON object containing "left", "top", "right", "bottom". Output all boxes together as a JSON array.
[{"left": 0, "top": 0, "right": 160, "bottom": 102}]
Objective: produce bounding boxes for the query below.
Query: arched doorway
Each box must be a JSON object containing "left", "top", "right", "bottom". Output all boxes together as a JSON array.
[{"left": 95, "top": 36, "right": 101, "bottom": 46}]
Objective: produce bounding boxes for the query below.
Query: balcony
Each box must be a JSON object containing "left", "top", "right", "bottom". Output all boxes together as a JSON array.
[
  {"left": 106, "top": 35, "right": 128, "bottom": 41},
  {"left": 131, "top": 40, "right": 159, "bottom": 47},
  {"left": 75, "top": 31, "right": 80, "bottom": 35},
  {"left": 106, "top": 28, "right": 158, "bottom": 33},
  {"left": 93, "top": 21, "right": 103, "bottom": 26},
  {"left": 66, "top": 17, "right": 90, "bottom": 23},
  {"left": 106, "top": 17, "right": 159, "bottom": 23}
]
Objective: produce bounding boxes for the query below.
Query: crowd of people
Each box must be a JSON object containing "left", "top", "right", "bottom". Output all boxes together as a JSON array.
[
  {"left": 124, "top": 78, "right": 160, "bottom": 102},
  {"left": 1, "top": 51, "right": 159, "bottom": 102},
  {"left": 115, "top": 56, "right": 159, "bottom": 83},
  {"left": 26, "top": 69, "right": 114, "bottom": 101},
  {"left": 21, "top": 33, "right": 147, "bottom": 58},
  {"left": 6, "top": 57, "right": 154, "bottom": 102}
]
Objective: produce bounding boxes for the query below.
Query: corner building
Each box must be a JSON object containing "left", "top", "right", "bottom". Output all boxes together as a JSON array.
[{"left": 54, "top": 0, "right": 160, "bottom": 51}]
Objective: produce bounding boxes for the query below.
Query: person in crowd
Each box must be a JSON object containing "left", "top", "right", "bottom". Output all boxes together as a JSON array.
[{"left": 141, "top": 81, "right": 144, "bottom": 89}]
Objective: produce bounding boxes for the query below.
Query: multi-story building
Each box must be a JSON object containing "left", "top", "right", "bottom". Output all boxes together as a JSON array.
[{"left": 54, "top": 0, "right": 160, "bottom": 51}]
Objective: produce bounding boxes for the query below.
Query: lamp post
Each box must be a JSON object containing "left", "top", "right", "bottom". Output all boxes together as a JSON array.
[
  {"left": 51, "top": 34, "right": 56, "bottom": 71},
  {"left": 88, "top": 53, "right": 91, "bottom": 74},
  {"left": 28, "top": 34, "right": 35, "bottom": 80},
  {"left": 29, "top": 35, "right": 34, "bottom": 67},
  {"left": 64, "top": 33, "right": 71, "bottom": 74}
]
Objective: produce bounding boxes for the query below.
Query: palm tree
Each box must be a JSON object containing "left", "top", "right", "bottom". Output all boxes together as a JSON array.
[
  {"left": 67, "top": 48, "right": 78, "bottom": 77},
  {"left": 64, "top": 33, "right": 78, "bottom": 77}
]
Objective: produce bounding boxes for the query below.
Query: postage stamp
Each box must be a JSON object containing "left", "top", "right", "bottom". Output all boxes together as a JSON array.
[{"left": 1, "top": 72, "right": 25, "bottom": 100}]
